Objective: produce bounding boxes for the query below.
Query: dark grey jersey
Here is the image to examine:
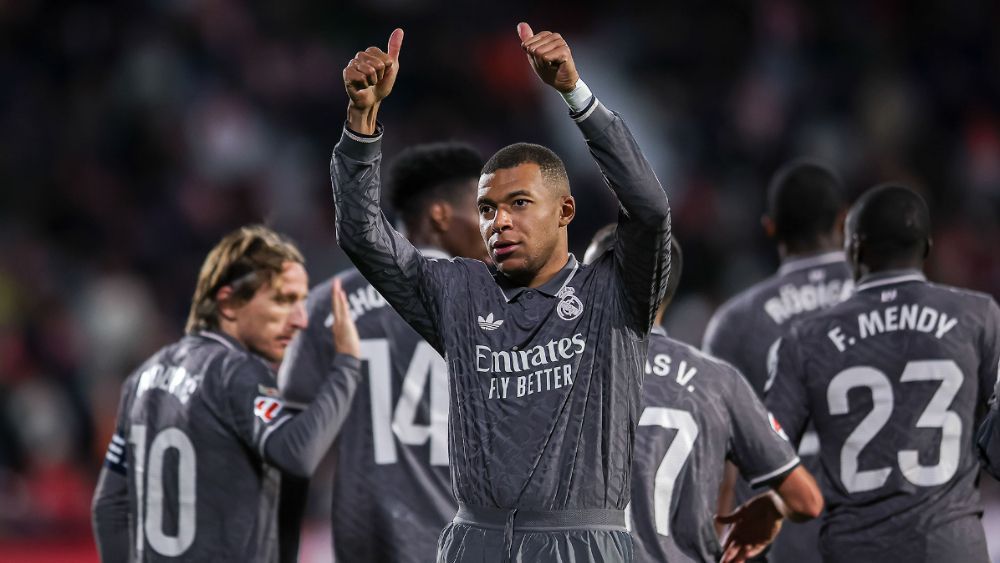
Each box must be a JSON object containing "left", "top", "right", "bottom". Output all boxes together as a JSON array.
[
  {"left": 330, "top": 100, "right": 670, "bottom": 513},
  {"left": 630, "top": 327, "right": 799, "bottom": 563},
  {"left": 279, "top": 265, "right": 455, "bottom": 563},
  {"left": 703, "top": 252, "right": 853, "bottom": 397},
  {"left": 765, "top": 270, "right": 1000, "bottom": 562},
  {"left": 977, "top": 377, "right": 1000, "bottom": 479},
  {"left": 97, "top": 331, "right": 360, "bottom": 562}
]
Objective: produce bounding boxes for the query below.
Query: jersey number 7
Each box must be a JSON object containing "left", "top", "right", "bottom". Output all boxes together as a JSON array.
[{"left": 631, "top": 407, "right": 699, "bottom": 537}]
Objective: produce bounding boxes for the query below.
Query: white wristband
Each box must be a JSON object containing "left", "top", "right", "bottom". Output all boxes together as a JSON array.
[{"left": 561, "top": 79, "right": 594, "bottom": 113}]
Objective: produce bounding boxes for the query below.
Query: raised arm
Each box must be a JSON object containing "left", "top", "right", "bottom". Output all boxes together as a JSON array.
[
  {"left": 518, "top": 23, "right": 671, "bottom": 332},
  {"left": 331, "top": 29, "right": 449, "bottom": 350}
]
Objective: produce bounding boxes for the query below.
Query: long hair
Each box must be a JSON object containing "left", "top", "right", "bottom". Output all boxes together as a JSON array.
[{"left": 185, "top": 225, "right": 304, "bottom": 334}]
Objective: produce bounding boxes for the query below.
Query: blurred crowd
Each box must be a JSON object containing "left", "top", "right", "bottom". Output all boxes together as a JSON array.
[{"left": 1, "top": 0, "right": 998, "bottom": 557}]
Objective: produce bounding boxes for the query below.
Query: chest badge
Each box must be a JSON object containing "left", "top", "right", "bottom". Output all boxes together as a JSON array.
[{"left": 556, "top": 286, "right": 584, "bottom": 321}]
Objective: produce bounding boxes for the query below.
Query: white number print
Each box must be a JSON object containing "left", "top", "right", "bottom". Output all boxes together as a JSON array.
[
  {"left": 128, "top": 425, "right": 197, "bottom": 557},
  {"left": 827, "top": 360, "right": 964, "bottom": 493},
  {"left": 637, "top": 407, "right": 699, "bottom": 537},
  {"left": 362, "top": 339, "right": 449, "bottom": 466}
]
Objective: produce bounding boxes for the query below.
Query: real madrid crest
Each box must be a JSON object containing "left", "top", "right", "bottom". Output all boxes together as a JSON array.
[{"left": 555, "top": 286, "right": 584, "bottom": 321}]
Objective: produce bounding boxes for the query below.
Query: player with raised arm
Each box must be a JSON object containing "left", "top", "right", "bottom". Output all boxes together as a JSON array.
[
  {"left": 585, "top": 228, "right": 822, "bottom": 563},
  {"left": 279, "top": 143, "right": 486, "bottom": 563},
  {"left": 332, "top": 23, "right": 670, "bottom": 563},
  {"left": 766, "top": 185, "right": 1000, "bottom": 562},
  {"left": 702, "top": 161, "right": 850, "bottom": 563},
  {"left": 91, "top": 226, "right": 363, "bottom": 563}
]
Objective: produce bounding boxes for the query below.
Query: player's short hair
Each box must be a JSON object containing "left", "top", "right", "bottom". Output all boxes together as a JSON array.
[
  {"left": 482, "top": 142, "right": 570, "bottom": 194},
  {"left": 185, "top": 225, "right": 304, "bottom": 334},
  {"left": 767, "top": 160, "right": 844, "bottom": 247},
  {"left": 850, "top": 183, "right": 931, "bottom": 261},
  {"left": 585, "top": 225, "right": 683, "bottom": 308},
  {"left": 386, "top": 142, "right": 484, "bottom": 231}
]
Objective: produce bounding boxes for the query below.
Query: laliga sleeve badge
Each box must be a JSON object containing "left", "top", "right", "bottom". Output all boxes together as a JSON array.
[
  {"left": 556, "top": 286, "right": 584, "bottom": 321},
  {"left": 254, "top": 396, "right": 284, "bottom": 423},
  {"left": 768, "top": 411, "right": 790, "bottom": 441}
]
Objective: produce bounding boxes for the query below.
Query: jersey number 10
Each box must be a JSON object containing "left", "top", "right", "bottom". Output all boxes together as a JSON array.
[
  {"left": 361, "top": 339, "right": 449, "bottom": 466},
  {"left": 129, "top": 425, "right": 197, "bottom": 558}
]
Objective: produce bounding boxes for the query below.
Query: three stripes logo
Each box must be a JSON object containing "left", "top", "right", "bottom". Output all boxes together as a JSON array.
[{"left": 478, "top": 313, "right": 504, "bottom": 331}]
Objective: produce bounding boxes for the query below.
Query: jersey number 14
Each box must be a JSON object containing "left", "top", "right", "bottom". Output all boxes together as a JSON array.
[{"left": 361, "top": 339, "right": 449, "bottom": 466}]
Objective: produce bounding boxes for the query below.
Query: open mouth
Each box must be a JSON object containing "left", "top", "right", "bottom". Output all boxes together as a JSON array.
[{"left": 491, "top": 240, "right": 520, "bottom": 260}]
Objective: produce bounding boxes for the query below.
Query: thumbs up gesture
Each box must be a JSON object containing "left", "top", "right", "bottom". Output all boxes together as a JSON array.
[
  {"left": 343, "top": 28, "right": 404, "bottom": 133},
  {"left": 517, "top": 22, "right": 579, "bottom": 94}
]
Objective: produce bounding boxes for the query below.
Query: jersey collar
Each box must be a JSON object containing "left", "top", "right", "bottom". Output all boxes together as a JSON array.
[
  {"left": 651, "top": 325, "right": 668, "bottom": 338},
  {"left": 418, "top": 247, "right": 451, "bottom": 260},
  {"left": 777, "top": 251, "right": 847, "bottom": 276},
  {"left": 855, "top": 268, "right": 927, "bottom": 293},
  {"left": 197, "top": 330, "right": 243, "bottom": 352},
  {"left": 495, "top": 254, "right": 579, "bottom": 303}
]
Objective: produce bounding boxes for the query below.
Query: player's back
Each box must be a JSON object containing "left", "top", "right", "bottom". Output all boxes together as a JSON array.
[
  {"left": 630, "top": 327, "right": 799, "bottom": 563},
  {"left": 768, "top": 271, "right": 1000, "bottom": 561},
  {"left": 122, "top": 332, "right": 283, "bottom": 562},
  {"left": 311, "top": 266, "right": 456, "bottom": 562},
  {"left": 703, "top": 252, "right": 852, "bottom": 396}
]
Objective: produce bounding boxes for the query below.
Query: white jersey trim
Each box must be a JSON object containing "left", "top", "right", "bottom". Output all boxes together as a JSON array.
[
  {"left": 855, "top": 273, "right": 926, "bottom": 293},
  {"left": 747, "top": 456, "right": 801, "bottom": 487}
]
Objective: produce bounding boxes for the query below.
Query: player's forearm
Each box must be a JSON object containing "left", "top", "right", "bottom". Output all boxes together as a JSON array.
[
  {"left": 264, "top": 355, "right": 362, "bottom": 478},
  {"left": 92, "top": 468, "right": 131, "bottom": 563},
  {"left": 772, "top": 465, "right": 823, "bottom": 522}
]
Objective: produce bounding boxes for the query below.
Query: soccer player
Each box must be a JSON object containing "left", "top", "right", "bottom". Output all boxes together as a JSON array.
[
  {"left": 766, "top": 185, "right": 1000, "bottom": 562},
  {"left": 332, "top": 23, "right": 670, "bottom": 563},
  {"left": 278, "top": 142, "right": 486, "bottom": 562},
  {"left": 702, "top": 161, "right": 851, "bottom": 562},
  {"left": 91, "top": 226, "right": 363, "bottom": 562},
  {"left": 585, "top": 228, "right": 822, "bottom": 563}
]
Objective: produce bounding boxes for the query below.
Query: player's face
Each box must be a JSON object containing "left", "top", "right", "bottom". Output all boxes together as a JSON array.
[
  {"left": 477, "top": 163, "right": 572, "bottom": 282},
  {"left": 231, "top": 261, "right": 309, "bottom": 363},
  {"left": 441, "top": 183, "right": 491, "bottom": 263}
]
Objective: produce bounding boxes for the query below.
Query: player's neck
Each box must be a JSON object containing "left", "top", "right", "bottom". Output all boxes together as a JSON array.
[
  {"left": 778, "top": 239, "right": 841, "bottom": 263},
  {"left": 509, "top": 250, "right": 571, "bottom": 288}
]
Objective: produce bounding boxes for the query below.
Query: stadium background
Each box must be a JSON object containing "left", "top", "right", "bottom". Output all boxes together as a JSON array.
[{"left": 1, "top": 0, "right": 998, "bottom": 560}]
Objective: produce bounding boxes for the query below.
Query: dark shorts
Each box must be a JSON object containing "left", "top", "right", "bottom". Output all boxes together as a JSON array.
[{"left": 436, "top": 503, "right": 633, "bottom": 563}]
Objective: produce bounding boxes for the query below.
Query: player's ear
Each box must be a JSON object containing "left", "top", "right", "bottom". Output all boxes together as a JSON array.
[
  {"left": 832, "top": 209, "right": 848, "bottom": 245},
  {"left": 215, "top": 286, "right": 239, "bottom": 321},
  {"left": 429, "top": 201, "right": 452, "bottom": 233},
  {"left": 923, "top": 236, "right": 932, "bottom": 259},
  {"left": 558, "top": 195, "right": 575, "bottom": 227},
  {"left": 761, "top": 215, "right": 776, "bottom": 239}
]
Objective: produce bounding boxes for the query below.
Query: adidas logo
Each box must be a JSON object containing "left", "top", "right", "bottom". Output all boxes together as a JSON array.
[{"left": 477, "top": 313, "right": 504, "bottom": 331}]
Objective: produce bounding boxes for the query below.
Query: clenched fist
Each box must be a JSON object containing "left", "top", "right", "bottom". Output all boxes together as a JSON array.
[
  {"left": 517, "top": 22, "right": 579, "bottom": 93},
  {"left": 343, "top": 28, "right": 403, "bottom": 134}
]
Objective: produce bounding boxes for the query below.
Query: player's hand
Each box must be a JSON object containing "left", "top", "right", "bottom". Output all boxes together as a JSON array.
[
  {"left": 330, "top": 278, "right": 360, "bottom": 359},
  {"left": 343, "top": 28, "right": 403, "bottom": 133},
  {"left": 715, "top": 492, "right": 784, "bottom": 563},
  {"left": 516, "top": 22, "right": 579, "bottom": 93}
]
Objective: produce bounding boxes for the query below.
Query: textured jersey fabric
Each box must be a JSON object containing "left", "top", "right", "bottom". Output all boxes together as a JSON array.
[
  {"left": 95, "top": 331, "right": 360, "bottom": 562},
  {"left": 630, "top": 327, "right": 799, "bottom": 563},
  {"left": 766, "top": 270, "right": 1000, "bottom": 562},
  {"left": 280, "top": 264, "right": 456, "bottom": 563},
  {"left": 702, "top": 252, "right": 852, "bottom": 563},
  {"left": 330, "top": 98, "right": 670, "bottom": 562}
]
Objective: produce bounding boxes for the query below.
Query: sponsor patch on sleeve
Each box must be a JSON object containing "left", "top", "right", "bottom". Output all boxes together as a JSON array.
[
  {"left": 768, "top": 412, "right": 790, "bottom": 441},
  {"left": 254, "top": 396, "right": 284, "bottom": 423}
]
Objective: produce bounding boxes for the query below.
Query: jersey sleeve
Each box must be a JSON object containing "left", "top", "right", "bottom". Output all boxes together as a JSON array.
[
  {"left": 977, "top": 385, "right": 1000, "bottom": 479},
  {"left": 92, "top": 376, "right": 136, "bottom": 562},
  {"left": 218, "top": 354, "right": 363, "bottom": 477},
  {"left": 278, "top": 285, "right": 335, "bottom": 405},
  {"left": 763, "top": 332, "right": 811, "bottom": 449},
  {"left": 725, "top": 366, "right": 800, "bottom": 488},
  {"left": 573, "top": 100, "right": 671, "bottom": 333},
  {"left": 978, "top": 298, "right": 1000, "bottom": 409},
  {"left": 330, "top": 126, "right": 457, "bottom": 352}
]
